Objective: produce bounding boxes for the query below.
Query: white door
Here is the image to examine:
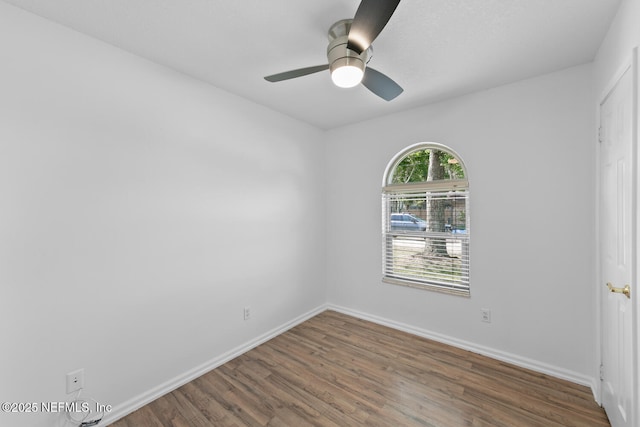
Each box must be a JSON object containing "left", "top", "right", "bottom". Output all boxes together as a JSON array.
[{"left": 599, "top": 53, "right": 636, "bottom": 427}]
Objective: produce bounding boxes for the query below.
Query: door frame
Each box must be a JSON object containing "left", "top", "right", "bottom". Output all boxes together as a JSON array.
[{"left": 596, "top": 46, "right": 639, "bottom": 425}]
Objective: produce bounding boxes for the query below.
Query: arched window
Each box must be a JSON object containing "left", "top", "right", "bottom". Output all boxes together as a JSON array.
[{"left": 382, "top": 143, "right": 470, "bottom": 295}]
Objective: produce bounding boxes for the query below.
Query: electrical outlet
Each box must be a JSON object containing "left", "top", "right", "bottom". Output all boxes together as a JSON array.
[
  {"left": 481, "top": 309, "right": 491, "bottom": 323},
  {"left": 66, "top": 368, "right": 84, "bottom": 394},
  {"left": 243, "top": 306, "right": 251, "bottom": 321}
]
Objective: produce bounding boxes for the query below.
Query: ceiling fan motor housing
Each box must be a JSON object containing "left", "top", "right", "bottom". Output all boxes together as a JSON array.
[{"left": 327, "top": 19, "right": 371, "bottom": 77}]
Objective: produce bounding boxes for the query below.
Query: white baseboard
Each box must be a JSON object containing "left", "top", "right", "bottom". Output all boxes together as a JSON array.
[
  {"left": 102, "top": 304, "right": 328, "bottom": 426},
  {"left": 326, "top": 304, "right": 599, "bottom": 400}
]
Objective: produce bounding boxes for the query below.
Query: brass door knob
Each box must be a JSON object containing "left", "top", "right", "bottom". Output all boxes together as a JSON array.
[{"left": 606, "top": 282, "right": 631, "bottom": 299}]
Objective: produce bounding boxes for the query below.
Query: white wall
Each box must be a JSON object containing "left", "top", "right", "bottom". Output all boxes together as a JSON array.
[
  {"left": 0, "top": 3, "right": 326, "bottom": 426},
  {"left": 594, "top": 0, "right": 640, "bottom": 97},
  {"left": 325, "top": 64, "right": 597, "bottom": 386}
]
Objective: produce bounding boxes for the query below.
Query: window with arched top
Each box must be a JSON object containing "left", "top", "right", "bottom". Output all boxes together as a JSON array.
[{"left": 382, "top": 143, "right": 470, "bottom": 295}]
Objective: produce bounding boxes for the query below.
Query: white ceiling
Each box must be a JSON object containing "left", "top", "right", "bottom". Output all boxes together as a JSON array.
[{"left": 2, "top": 0, "right": 621, "bottom": 129}]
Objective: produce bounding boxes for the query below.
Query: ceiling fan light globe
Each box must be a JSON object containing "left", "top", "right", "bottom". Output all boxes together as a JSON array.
[{"left": 331, "top": 65, "right": 364, "bottom": 88}]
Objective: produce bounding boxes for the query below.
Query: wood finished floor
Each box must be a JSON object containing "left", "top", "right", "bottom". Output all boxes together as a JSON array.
[{"left": 111, "top": 310, "right": 609, "bottom": 427}]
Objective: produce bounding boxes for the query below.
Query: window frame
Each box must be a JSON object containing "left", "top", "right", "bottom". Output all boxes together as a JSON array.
[{"left": 382, "top": 142, "right": 470, "bottom": 296}]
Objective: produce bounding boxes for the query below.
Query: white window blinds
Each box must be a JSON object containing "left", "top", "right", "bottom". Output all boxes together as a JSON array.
[{"left": 382, "top": 185, "right": 469, "bottom": 295}]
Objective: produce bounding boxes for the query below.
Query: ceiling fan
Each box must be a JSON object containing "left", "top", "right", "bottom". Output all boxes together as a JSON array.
[{"left": 264, "top": 0, "right": 403, "bottom": 101}]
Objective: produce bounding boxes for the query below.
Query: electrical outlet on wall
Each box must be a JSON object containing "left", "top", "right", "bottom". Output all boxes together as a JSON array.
[
  {"left": 244, "top": 306, "right": 251, "bottom": 321},
  {"left": 66, "top": 368, "right": 84, "bottom": 394},
  {"left": 480, "top": 309, "right": 492, "bottom": 323}
]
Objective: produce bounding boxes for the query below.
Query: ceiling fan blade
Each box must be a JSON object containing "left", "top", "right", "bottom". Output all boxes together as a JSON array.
[
  {"left": 347, "top": 0, "right": 401, "bottom": 54},
  {"left": 264, "top": 64, "right": 329, "bottom": 82},
  {"left": 362, "top": 67, "right": 403, "bottom": 101}
]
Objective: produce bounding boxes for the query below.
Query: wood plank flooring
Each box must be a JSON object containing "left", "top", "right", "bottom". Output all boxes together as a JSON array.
[{"left": 110, "top": 310, "right": 609, "bottom": 426}]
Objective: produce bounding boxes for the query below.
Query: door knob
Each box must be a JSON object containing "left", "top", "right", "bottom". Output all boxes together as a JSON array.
[{"left": 606, "top": 282, "right": 631, "bottom": 299}]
